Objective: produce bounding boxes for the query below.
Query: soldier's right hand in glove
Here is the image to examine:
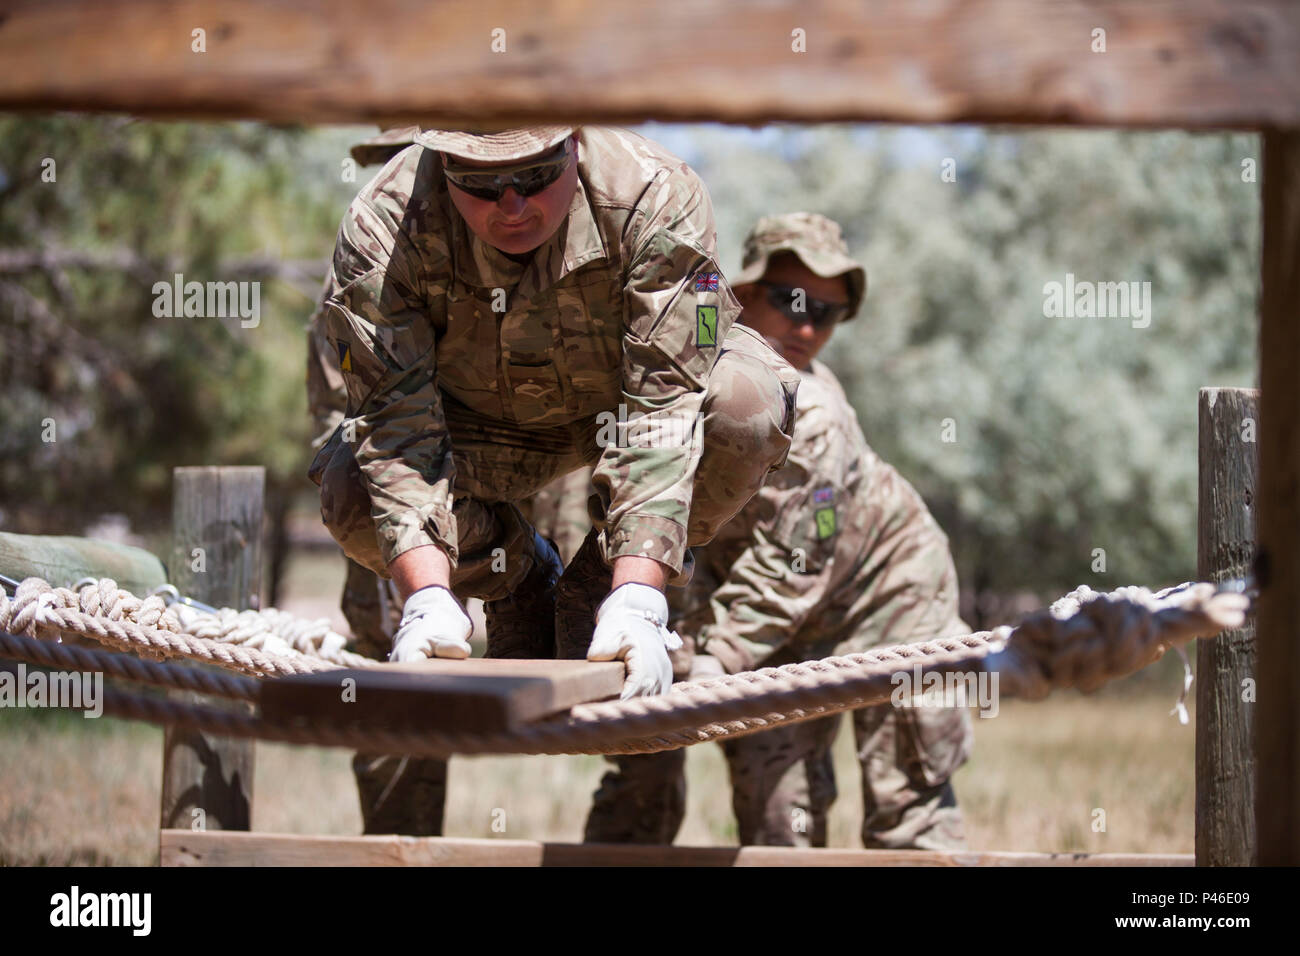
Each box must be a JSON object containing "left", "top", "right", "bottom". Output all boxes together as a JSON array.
[
  {"left": 389, "top": 586, "right": 473, "bottom": 662},
  {"left": 587, "top": 583, "right": 683, "bottom": 699}
]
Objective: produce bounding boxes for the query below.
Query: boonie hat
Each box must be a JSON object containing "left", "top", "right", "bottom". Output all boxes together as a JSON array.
[
  {"left": 350, "top": 125, "right": 421, "bottom": 167},
  {"left": 413, "top": 126, "right": 576, "bottom": 162},
  {"left": 733, "top": 212, "right": 867, "bottom": 322}
]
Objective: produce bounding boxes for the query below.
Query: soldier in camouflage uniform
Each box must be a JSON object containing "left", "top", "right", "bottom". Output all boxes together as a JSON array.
[
  {"left": 308, "top": 125, "right": 799, "bottom": 834},
  {"left": 584, "top": 213, "right": 974, "bottom": 849}
]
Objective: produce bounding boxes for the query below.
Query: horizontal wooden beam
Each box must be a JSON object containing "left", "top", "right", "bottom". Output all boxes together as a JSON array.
[
  {"left": 0, "top": 530, "right": 167, "bottom": 597},
  {"left": 161, "top": 830, "right": 1194, "bottom": 866},
  {"left": 1, "top": 1, "right": 1297, "bottom": 129},
  {"left": 259, "top": 658, "right": 625, "bottom": 734}
]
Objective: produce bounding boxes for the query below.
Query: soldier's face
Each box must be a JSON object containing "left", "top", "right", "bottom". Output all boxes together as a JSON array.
[
  {"left": 444, "top": 137, "right": 580, "bottom": 255},
  {"left": 737, "top": 254, "right": 849, "bottom": 370}
]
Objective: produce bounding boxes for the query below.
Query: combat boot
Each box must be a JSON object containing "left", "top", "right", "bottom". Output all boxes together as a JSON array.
[
  {"left": 555, "top": 528, "right": 613, "bottom": 659},
  {"left": 484, "top": 532, "right": 563, "bottom": 659}
]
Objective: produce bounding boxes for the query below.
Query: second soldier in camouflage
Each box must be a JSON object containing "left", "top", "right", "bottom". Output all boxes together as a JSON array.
[{"left": 584, "top": 212, "right": 975, "bottom": 849}]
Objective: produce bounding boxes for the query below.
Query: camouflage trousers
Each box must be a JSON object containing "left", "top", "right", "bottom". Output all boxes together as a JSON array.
[
  {"left": 584, "top": 630, "right": 972, "bottom": 848},
  {"left": 318, "top": 324, "right": 797, "bottom": 835},
  {"left": 585, "top": 692, "right": 970, "bottom": 849},
  {"left": 517, "top": 466, "right": 594, "bottom": 567}
]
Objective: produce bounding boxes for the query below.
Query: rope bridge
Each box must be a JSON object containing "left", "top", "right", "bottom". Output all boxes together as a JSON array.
[{"left": 0, "top": 575, "right": 1248, "bottom": 757}]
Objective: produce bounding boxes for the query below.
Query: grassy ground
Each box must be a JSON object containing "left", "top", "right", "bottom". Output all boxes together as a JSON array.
[{"left": 0, "top": 549, "right": 1199, "bottom": 865}]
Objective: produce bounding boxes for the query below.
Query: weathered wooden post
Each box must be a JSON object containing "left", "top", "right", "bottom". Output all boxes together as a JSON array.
[
  {"left": 1196, "top": 387, "right": 1259, "bottom": 866},
  {"left": 159, "top": 466, "right": 263, "bottom": 834},
  {"left": 1257, "top": 128, "right": 1300, "bottom": 866}
]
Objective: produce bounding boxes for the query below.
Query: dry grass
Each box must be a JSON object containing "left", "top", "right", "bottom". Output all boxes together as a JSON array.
[
  {"left": 0, "top": 548, "right": 1198, "bottom": 864},
  {"left": 0, "top": 690, "right": 1196, "bottom": 865}
]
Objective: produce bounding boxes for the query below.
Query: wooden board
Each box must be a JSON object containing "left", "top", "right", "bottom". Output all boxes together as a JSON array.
[
  {"left": 259, "top": 658, "right": 626, "bottom": 734},
  {"left": 0, "top": 1, "right": 1298, "bottom": 129},
  {"left": 160, "top": 830, "right": 1194, "bottom": 867},
  {"left": 0, "top": 530, "right": 167, "bottom": 596}
]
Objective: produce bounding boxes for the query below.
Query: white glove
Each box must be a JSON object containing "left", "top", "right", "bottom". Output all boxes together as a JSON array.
[
  {"left": 587, "top": 583, "right": 683, "bottom": 699},
  {"left": 389, "top": 586, "right": 473, "bottom": 663}
]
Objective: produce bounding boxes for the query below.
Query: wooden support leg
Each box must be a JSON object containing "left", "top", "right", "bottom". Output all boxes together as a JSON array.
[
  {"left": 1196, "top": 387, "right": 1259, "bottom": 865},
  {"left": 159, "top": 466, "right": 263, "bottom": 835}
]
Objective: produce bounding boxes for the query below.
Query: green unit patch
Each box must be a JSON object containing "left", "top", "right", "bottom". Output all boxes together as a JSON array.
[
  {"left": 814, "top": 506, "right": 837, "bottom": 540},
  {"left": 696, "top": 304, "right": 718, "bottom": 346}
]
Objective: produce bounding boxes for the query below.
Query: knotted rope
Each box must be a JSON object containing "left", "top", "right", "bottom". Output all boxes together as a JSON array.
[
  {"left": 0, "top": 630, "right": 258, "bottom": 701},
  {"left": 0, "top": 577, "right": 347, "bottom": 677},
  {"left": 0, "top": 576, "right": 1248, "bottom": 757},
  {"left": 172, "top": 604, "right": 377, "bottom": 670}
]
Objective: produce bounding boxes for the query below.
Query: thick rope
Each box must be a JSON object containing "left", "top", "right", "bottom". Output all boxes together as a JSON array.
[
  {"left": 71, "top": 581, "right": 1248, "bottom": 758},
  {"left": 172, "top": 604, "right": 379, "bottom": 670},
  {"left": 0, "top": 578, "right": 339, "bottom": 678},
  {"left": 0, "top": 630, "right": 259, "bottom": 701}
]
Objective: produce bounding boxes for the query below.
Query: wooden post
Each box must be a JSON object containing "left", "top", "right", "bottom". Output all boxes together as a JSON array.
[
  {"left": 1196, "top": 387, "right": 1259, "bottom": 866},
  {"left": 159, "top": 467, "right": 263, "bottom": 834},
  {"left": 1256, "top": 128, "right": 1300, "bottom": 865}
]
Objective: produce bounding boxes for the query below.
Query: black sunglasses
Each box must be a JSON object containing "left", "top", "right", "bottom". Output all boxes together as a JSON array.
[
  {"left": 442, "top": 143, "right": 572, "bottom": 202},
  {"left": 757, "top": 281, "right": 851, "bottom": 330}
]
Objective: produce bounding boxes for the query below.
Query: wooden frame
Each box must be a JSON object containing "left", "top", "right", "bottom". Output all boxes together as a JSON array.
[{"left": 1, "top": 0, "right": 1294, "bottom": 865}]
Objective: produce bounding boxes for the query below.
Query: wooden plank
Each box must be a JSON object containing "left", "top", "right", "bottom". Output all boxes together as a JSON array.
[
  {"left": 160, "top": 830, "right": 1194, "bottom": 867},
  {"left": 259, "top": 658, "right": 625, "bottom": 734},
  {"left": 1256, "top": 128, "right": 1300, "bottom": 866},
  {"left": 159, "top": 467, "right": 263, "bottom": 834},
  {"left": 1196, "top": 387, "right": 1259, "bottom": 866},
  {"left": 0, "top": 1, "right": 1298, "bottom": 129},
  {"left": 0, "top": 530, "right": 166, "bottom": 596}
]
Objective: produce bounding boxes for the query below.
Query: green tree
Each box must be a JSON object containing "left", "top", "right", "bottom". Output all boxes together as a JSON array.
[{"left": 0, "top": 115, "right": 369, "bottom": 595}]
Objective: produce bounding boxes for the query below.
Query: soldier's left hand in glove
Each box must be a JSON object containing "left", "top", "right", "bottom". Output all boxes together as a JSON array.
[{"left": 588, "top": 583, "right": 683, "bottom": 699}]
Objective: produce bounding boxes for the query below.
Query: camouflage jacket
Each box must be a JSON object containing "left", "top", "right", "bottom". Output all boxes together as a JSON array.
[
  {"left": 675, "top": 360, "right": 966, "bottom": 672},
  {"left": 316, "top": 126, "right": 739, "bottom": 572}
]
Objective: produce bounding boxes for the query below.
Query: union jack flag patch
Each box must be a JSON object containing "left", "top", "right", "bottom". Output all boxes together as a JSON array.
[
  {"left": 813, "top": 486, "right": 835, "bottom": 504},
  {"left": 694, "top": 272, "right": 720, "bottom": 292}
]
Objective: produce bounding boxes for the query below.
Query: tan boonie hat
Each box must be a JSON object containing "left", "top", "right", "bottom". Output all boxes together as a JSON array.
[
  {"left": 733, "top": 212, "right": 867, "bottom": 322},
  {"left": 412, "top": 126, "right": 575, "bottom": 162},
  {"left": 350, "top": 125, "right": 421, "bottom": 167}
]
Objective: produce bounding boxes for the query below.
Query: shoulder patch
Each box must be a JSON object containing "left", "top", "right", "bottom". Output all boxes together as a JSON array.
[
  {"left": 693, "top": 271, "right": 720, "bottom": 292},
  {"left": 814, "top": 506, "right": 837, "bottom": 540},
  {"left": 696, "top": 304, "right": 718, "bottom": 346},
  {"left": 335, "top": 340, "right": 352, "bottom": 373}
]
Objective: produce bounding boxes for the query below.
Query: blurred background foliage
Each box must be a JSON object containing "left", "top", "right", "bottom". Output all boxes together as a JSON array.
[{"left": 0, "top": 117, "right": 1259, "bottom": 617}]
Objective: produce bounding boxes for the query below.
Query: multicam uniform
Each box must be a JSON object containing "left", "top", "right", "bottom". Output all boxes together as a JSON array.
[
  {"left": 308, "top": 125, "right": 798, "bottom": 834},
  {"left": 585, "top": 360, "right": 973, "bottom": 849}
]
